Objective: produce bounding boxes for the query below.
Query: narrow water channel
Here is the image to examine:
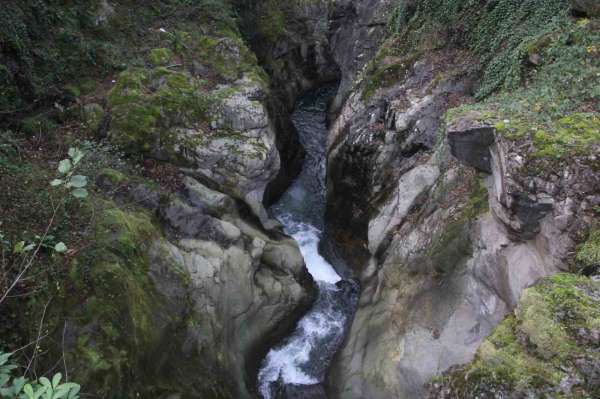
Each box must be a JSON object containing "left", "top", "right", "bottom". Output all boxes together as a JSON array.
[{"left": 258, "top": 86, "right": 359, "bottom": 399}]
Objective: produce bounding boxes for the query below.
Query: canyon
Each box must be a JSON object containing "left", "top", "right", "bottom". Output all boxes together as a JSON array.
[{"left": 0, "top": 1, "right": 598, "bottom": 399}]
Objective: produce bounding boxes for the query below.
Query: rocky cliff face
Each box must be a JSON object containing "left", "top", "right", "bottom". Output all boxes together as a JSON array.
[
  {"left": 1, "top": 1, "right": 598, "bottom": 398},
  {"left": 323, "top": 3, "right": 599, "bottom": 397},
  {"left": 235, "top": 0, "right": 394, "bottom": 174},
  {"left": 31, "top": 2, "right": 319, "bottom": 397},
  {"left": 63, "top": 173, "right": 316, "bottom": 398}
]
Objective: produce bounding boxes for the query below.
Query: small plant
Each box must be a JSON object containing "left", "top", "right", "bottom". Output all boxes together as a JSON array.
[
  {"left": 50, "top": 148, "right": 89, "bottom": 200},
  {"left": 1, "top": 147, "right": 88, "bottom": 303},
  {"left": 0, "top": 352, "right": 80, "bottom": 399}
]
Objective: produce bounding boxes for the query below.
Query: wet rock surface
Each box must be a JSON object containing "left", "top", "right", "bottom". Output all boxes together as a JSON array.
[
  {"left": 84, "top": 173, "right": 318, "bottom": 398},
  {"left": 323, "top": 47, "right": 599, "bottom": 399}
]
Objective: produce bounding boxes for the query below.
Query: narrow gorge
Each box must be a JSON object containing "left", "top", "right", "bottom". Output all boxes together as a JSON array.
[{"left": 0, "top": 1, "right": 598, "bottom": 399}]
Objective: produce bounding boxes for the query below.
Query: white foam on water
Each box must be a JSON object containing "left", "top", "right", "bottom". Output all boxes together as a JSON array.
[
  {"left": 289, "top": 223, "right": 341, "bottom": 285},
  {"left": 258, "top": 216, "right": 344, "bottom": 399}
]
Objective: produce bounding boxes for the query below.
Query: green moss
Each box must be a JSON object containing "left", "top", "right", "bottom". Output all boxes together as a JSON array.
[
  {"left": 464, "top": 177, "right": 489, "bottom": 219},
  {"left": 427, "top": 220, "right": 472, "bottom": 275},
  {"left": 194, "top": 33, "right": 263, "bottom": 82},
  {"left": 108, "top": 66, "right": 216, "bottom": 156},
  {"left": 98, "top": 168, "right": 128, "bottom": 186},
  {"left": 517, "top": 288, "right": 574, "bottom": 360},
  {"left": 533, "top": 113, "right": 600, "bottom": 159},
  {"left": 431, "top": 273, "right": 600, "bottom": 397},
  {"left": 65, "top": 206, "right": 166, "bottom": 396},
  {"left": 577, "top": 229, "right": 600, "bottom": 271},
  {"left": 362, "top": 58, "right": 412, "bottom": 100},
  {"left": 149, "top": 48, "right": 173, "bottom": 66}
]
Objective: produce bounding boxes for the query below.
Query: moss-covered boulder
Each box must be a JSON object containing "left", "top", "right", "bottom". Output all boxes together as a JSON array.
[
  {"left": 427, "top": 273, "right": 600, "bottom": 399},
  {"left": 58, "top": 176, "right": 315, "bottom": 399},
  {"left": 108, "top": 66, "right": 215, "bottom": 157}
]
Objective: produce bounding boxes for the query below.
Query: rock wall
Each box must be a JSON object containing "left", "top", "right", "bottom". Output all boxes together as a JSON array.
[
  {"left": 62, "top": 170, "right": 316, "bottom": 399},
  {"left": 324, "top": 43, "right": 598, "bottom": 398},
  {"left": 235, "top": 0, "right": 394, "bottom": 203},
  {"left": 51, "top": 3, "right": 320, "bottom": 397}
]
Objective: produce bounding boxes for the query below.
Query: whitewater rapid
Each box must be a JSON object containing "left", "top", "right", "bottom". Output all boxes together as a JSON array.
[{"left": 257, "top": 87, "right": 357, "bottom": 399}]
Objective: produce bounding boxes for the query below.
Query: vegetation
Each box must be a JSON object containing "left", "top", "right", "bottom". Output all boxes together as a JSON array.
[
  {"left": 361, "top": 1, "right": 600, "bottom": 163},
  {"left": 0, "top": 1, "right": 264, "bottom": 396},
  {"left": 446, "top": 17, "right": 600, "bottom": 161},
  {"left": 1, "top": 352, "right": 80, "bottom": 399},
  {"left": 388, "top": 0, "right": 574, "bottom": 98},
  {"left": 577, "top": 229, "right": 600, "bottom": 273},
  {"left": 429, "top": 274, "right": 600, "bottom": 398},
  {"left": 0, "top": 0, "right": 240, "bottom": 128}
]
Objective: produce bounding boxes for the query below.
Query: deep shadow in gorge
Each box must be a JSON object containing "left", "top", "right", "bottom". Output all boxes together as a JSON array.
[
  {"left": 232, "top": 2, "right": 397, "bottom": 396},
  {"left": 257, "top": 85, "right": 360, "bottom": 399},
  {"left": 233, "top": 1, "right": 342, "bottom": 208},
  {"left": 232, "top": 5, "right": 358, "bottom": 398}
]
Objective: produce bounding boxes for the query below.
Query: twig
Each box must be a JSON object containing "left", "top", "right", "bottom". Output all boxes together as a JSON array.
[
  {"left": 10, "top": 334, "right": 49, "bottom": 354},
  {"left": 0, "top": 200, "right": 63, "bottom": 304},
  {"left": 62, "top": 320, "right": 69, "bottom": 381},
  {"left": 25, "top": 297, "right": 52, "bottom": 378}
]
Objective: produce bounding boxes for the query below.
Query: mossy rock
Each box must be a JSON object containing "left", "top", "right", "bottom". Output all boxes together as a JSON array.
[
  {"left": 108, "top": 66, "right": 215, "bottom": 157},
  {"left": 64, "top": 207, "right": 179, "bottom": 396},
  {"left": 59, "top": 204, "right": 235, "bottom": 398},
  {"left": 577, "top": 229, "right": 600, "bottom": 273},
  {"left": 429, "top": 273, "right": 600, "bottom": 398},
  {"left": 149, "top": 48, "right": 174, "bottom": 66}
]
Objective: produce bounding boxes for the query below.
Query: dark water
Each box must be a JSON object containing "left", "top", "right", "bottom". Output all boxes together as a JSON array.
[{"left": 257, "top": 87, "right": 359, "bottom": 399}]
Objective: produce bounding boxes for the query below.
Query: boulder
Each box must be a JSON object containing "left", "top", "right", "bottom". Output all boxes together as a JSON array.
[{"left": 64, "top": 177, "right": 316, "bottom": 398}]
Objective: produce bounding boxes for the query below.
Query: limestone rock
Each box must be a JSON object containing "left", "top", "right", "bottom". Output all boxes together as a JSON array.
[
  {"left": 325, "top": 48, "right": 596, "bottom": 399},
  {"left": 66, "top": 177, "right": 316, "bottom": 398},
  {"left": 181, "top": 77, "right": 281, "bottom": 223}
]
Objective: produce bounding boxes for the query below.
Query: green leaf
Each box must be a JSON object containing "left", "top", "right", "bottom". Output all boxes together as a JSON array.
[
  {"left": 67, "top": 175, "right": 87, "bottom": 188},
  {"left": 12, "top": 376, "right": 26, "bottom": 393},
  {"left": 23, "top": 243, "right": 36, "bottom": 252},
  {"left": 71, "top": 188, "right": 88, "bottom": 199},
  {"left": 39, "top": 377, "right": 51, "bottom": 389},
  {"left": 58, "top": 160, "right": 72, "bottom": 175},
  {"left": 52, "top": 373, "right": 62, "bottom": 388},
  {"left": 23, "top": 384, "right": 34, "bottom": 398},
  {"left": 0, "top": 364, "right": 17, "bottom": 374},
  {"left": 69, "top": 148, "right": 84, "bottom": 165},
  {"left": 0, "top": 352, "right": 12, "bottom": 365},
  {"left": 50, "top": 179, "right": 64, "bottom": 187},
  {"left": 13, "top": 241, "right": 25, "bottom": 254},
  {"left": 54, "top": 242, "right": 67, "bottom": 253},
  {"left": 65, "top": 384, "right": 80, "bottom": 399}
]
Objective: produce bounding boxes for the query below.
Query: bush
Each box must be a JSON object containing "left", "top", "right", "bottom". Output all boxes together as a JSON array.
[{"left": 0, "top": 351, "right": 81, "bottom": 399}]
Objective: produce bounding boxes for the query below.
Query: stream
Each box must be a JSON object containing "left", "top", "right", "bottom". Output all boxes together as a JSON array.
[{"left": 258, "top": 86, "right": 359, "bottom": 399}]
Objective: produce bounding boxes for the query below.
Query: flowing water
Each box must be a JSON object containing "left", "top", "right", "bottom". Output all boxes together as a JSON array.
[{"left": 258, "top": 87, "right": 359, "bottom": 399}]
